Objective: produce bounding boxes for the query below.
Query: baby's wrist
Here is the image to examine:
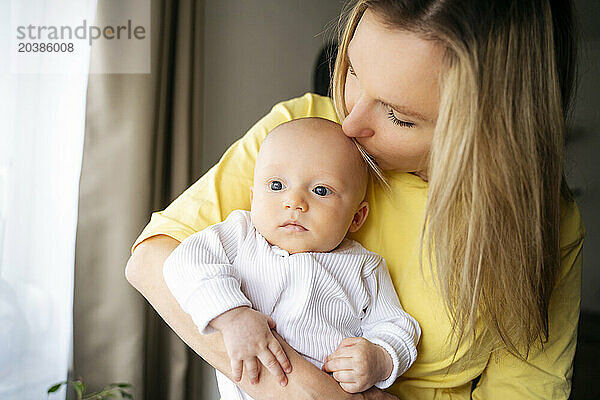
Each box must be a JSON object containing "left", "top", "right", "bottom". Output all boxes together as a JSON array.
[
  {"left": 209, "top": 306, "right": 250, "bottom": 331},
  {"left": 373, "top": 344, "right": 394, "bottom": 382}
]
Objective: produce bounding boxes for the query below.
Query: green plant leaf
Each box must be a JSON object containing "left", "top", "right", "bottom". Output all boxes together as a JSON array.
[
  {"left": 84, "top": 390, "right": 113, "bottom": 400},
  {"left": 47, "top": 382, "right": 65, "bottom": 393},
  {"left": 73, "top": 380, "right": 85, "bottom": 399},
  {"left": 121, "top": 391, "right": 133, "bottom": 399},
  {"left": 110, "top": 383, "right": 132, "bottom": 388}
]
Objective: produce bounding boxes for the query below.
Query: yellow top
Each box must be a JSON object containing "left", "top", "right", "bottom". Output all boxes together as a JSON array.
[{"left": 132, "top": 93, "right": 585, "bottom": 400}]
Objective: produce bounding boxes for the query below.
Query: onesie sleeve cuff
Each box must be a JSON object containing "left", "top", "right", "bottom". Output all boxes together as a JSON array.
[{"left": 184, "top": 275, "right": 252, "bottom": 335}]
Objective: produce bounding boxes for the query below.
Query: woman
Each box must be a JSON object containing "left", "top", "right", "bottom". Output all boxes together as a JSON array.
[{"left": 125, "top": 0, "right": 585, "bottom": 399}]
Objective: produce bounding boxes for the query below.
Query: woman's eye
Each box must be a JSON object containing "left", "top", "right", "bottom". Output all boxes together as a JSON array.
[
  {"left": 313, "top": 186, "right": 332, "bottom": 196},
  {"left": 387, "top": 109, "right": 415, "bottom": 128},
  {"left": 348, "top": 64, "right": 356, "bottom": 76},
  {"left": 269, "top": 180, "right": 285, "bottom": 191}
]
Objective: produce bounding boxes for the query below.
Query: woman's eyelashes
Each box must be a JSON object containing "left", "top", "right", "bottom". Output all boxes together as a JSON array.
[
  {"left": 387, "top": 108, "right": 415, "bottom": 128},
  {"left": 347, "top": 63, "right": 416, "bottom": 128}
]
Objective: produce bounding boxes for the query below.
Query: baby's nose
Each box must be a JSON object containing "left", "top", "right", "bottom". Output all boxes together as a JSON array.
[{"left": 283, "top": 196, "right": 308, "bottom": 212}]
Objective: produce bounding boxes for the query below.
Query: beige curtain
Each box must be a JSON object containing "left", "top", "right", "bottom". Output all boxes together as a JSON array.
[{"left": 72, "top": 0, "right": 214, "bottom": 398}]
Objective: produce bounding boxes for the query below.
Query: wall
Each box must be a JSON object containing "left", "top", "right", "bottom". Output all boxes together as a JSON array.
[
  {"left": 203, "top": 0, "right": 345, "bottom": 171},
  {"left": 569, "top": 0, "right": 600, "bottom": 313}
]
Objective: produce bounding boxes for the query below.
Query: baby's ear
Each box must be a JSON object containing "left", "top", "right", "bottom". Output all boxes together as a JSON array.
[{"left": 348, "top": 201, "right": 369, "bottom": 233}]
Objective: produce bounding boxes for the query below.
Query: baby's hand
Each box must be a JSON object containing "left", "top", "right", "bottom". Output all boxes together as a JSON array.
[
  {"left": 322, "top": 337, "right": 393, "bottom": 393},
  {"left": 209, "top": 306, "right": 292, "bottom": 386}
]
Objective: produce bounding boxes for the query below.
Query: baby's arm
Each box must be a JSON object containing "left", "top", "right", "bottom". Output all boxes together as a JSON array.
[
  {"left": 163, "top": 210, "right": 291, "bottom": 385},
  {"left": 323, "top": 257, "right": 421, "bottom": 393}
]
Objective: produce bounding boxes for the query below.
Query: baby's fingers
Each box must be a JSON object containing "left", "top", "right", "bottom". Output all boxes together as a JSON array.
[
  {"left": 257, "top": 347, "right": 288, "bottom": 386},
  {"left": 332, "top": 370, "right": 362, "bottom": 393},
  {"left": 245, "top": 357, "right": 260, "bottom": 385},
  {"left": 231, "top": 359, "right": 243, "bottom": 382},
  {"left": 332, "top": 370, "right": 356, "bottom": 385},
  {"left": 322, "top": 355, "right": 353, "bottom": 373},
  {"left": 269, "top": 340, "right": 292, "bottom": 374},
  {"left": 339, "top": 381, "right": 361, "bottom": 394}
]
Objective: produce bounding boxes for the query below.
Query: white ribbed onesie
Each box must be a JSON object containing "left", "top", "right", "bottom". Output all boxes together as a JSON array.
[{"left": 163, "top": 210, "right": 421, "bottom": 400}]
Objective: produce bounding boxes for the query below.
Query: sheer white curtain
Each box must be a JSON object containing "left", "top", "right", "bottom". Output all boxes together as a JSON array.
[{"left": 0, "top": 0, "right": 96, "bottom": 398}]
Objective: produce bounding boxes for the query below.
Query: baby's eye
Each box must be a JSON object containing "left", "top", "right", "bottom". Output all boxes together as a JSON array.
[
  {"left": 313, "top": 186, "right": 332, "bottom": 196},
  {"left": 269, "top": 180, "right": 285, "bottom": 191}
]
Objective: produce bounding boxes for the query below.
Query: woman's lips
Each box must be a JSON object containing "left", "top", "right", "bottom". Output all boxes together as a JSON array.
[{"left": 280, "top": 221, "right": 307, "bottom": 231}]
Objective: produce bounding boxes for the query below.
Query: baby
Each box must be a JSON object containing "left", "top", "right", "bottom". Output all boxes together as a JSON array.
[{"left": 163, "top": 117, "right": 420, "bottom": 399}]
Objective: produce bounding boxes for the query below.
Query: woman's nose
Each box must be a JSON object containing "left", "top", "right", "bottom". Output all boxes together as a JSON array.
[{"left": 342, "top": 97, "right": 375, "bottom": 138}]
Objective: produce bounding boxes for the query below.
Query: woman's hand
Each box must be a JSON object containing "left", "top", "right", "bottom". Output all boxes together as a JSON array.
[
  {"left": 210, "top": 306, "right": 292, "bottom": 386},
  {"left": 322, "top": 337, "right": 393, "bottom": 393}
]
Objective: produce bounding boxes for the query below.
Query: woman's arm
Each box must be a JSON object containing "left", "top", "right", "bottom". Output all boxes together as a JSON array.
[{"left": 126, "top": 234, "right": 382, "bottom": 400}]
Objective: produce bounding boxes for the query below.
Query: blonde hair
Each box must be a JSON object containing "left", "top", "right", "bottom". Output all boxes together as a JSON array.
[{"left": 333, "top": 0, "right": 577, "bottom": 359}]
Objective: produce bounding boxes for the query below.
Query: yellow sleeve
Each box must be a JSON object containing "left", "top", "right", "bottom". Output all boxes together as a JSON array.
[
  {"left": 472, "top": 199, "right": 585, "bottom": 400},
  {"left": 131, "top": 93, "right": 339, "bottom": 254}
]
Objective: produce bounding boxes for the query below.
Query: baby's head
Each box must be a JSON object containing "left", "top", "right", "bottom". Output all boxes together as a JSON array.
[{"left": 250, "top": 117, "right": 369, "bottom": 254}]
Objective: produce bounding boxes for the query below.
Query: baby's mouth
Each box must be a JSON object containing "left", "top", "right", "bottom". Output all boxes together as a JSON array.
[{"left": 280, "top": 220, "right": 307, "bottom": 231}]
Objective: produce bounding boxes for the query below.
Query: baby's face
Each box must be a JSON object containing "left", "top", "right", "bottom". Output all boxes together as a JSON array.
[{"left": 250, "top": 118, "right": 368, "bottom": 254}]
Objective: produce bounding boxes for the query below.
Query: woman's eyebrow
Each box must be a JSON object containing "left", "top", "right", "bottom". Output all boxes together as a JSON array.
[{"left": 347, "top": 51, "right": 431, "bottom": 123}]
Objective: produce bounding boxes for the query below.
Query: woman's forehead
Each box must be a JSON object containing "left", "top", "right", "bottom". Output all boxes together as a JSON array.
[{"left": 348, "top": 9, "right": 443, "bottom": 123}]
